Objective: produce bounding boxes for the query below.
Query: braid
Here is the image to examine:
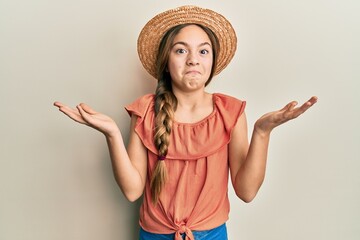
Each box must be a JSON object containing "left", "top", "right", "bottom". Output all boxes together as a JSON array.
[
  {"left": 154, "top": 80, "right": 176, "bottom": 155},
  {"left": 151, "top": 77, "right": 177, "bottom": 204}
]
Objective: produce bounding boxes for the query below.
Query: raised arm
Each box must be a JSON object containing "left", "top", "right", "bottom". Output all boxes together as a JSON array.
[
  {"left": 229, "top": 96, "right": 318, "bottom": 203},
  {"left": 53, "top": 102, "right": 147, "bottom": 202}
]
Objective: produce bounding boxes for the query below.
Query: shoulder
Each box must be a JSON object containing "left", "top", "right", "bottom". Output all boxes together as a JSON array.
[
  {"left": 131, "top": 93, "right": 155, "bottom": 105},
  {"left": 213, "top": 93, "right": 246, "bottom": 129},
  {"left": 213, "top": 93, "right": 245, "bottom": 109},
  {"left": 125, "top": 94, "right": 155, "bottom": 117}
]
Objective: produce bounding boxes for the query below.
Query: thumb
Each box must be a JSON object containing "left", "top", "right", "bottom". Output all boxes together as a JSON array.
[
  {"left": 79, "top": 103, "right": 97, "bottom": 115},
  {"left": 280, "top": 101, "right": 298, "bottom": 112}
]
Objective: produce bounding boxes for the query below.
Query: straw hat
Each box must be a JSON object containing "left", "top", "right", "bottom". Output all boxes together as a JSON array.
[{"left": 137, "top": 5, "right": 237, "bottom": 79}]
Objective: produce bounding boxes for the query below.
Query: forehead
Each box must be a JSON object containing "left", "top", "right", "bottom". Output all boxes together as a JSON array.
[{"left": 173, "top": 25, "right": 211, "bottom": 44}]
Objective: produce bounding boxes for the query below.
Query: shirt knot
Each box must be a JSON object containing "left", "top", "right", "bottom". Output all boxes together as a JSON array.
[
  {"left": 179, "top": 225, "right": 187, "bottom": 234},
  {"left": 175, "top": 224, "right": 194, "bottom": 240}
]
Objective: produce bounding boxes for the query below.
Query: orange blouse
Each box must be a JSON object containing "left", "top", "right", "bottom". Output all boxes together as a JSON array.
[{"left": 125, "top": 93, "right": 246, "bottom": 240}]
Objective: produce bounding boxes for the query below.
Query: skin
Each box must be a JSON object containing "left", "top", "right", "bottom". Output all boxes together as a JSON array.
[{"left": 53, "top": 24, "right": 318, "bottom": 203}]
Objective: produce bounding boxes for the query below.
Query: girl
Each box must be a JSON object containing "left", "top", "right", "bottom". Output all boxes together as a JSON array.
[{"left": 54, "top": 5, "right": 317, "bottom": 240}]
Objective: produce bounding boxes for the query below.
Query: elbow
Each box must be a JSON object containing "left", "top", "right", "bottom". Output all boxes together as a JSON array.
[
  {"left": 124, "top": 191, "right": 142, "bottom": 202},
  {"left": 114, "top": 178, "right": 144, "bottom": 203},
  {"left": 240, "top": 195, "right": 255, "bottom": 203},
  {"left": 126, "top": 195, "right": 141, "bottom": 203},
  {"left": 234, "top": 178, "right": 264, "bottom": 203},
  {"left": 117, "top": 182, "right": 143, "bottom": 202},
  {"left": 235, "top": 190, "right": 258, "bottom": 203}
]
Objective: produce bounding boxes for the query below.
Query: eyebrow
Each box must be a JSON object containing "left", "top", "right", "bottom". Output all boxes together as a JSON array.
[{"left": 172, "top": 41, "right": 212, "bottom": 48}]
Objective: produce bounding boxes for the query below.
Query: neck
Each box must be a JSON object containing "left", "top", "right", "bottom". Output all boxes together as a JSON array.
[
  {"left": 172, "top": 89, "right": 214, "bottom": 124},
  {"left": 173, "top": 90, "right": 208, "bottom": 109}
]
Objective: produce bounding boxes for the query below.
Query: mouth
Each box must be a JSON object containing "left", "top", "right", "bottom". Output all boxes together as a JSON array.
[{"left": 185, "top": 70, "right": 201, "bottom": 75}]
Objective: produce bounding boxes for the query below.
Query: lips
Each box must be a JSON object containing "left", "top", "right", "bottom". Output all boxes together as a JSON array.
[{"left": 185, "top": 70, "right": 201, "bottom": 75}]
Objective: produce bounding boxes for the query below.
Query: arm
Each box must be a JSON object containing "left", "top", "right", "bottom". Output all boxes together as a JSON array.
[
  {"left": 229, "top": 97, "right": 318, "bottom": 203},
  {"left": 106, "top": 115, "right": 147, "bottom": 202},
  {"left": 53, "top": 102, "right": 147, "bottom": 202}
]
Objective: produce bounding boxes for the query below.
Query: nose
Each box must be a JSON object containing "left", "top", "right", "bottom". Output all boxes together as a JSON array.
[{"left": 186, "top": 52, "right": 199, "bottom": 66}]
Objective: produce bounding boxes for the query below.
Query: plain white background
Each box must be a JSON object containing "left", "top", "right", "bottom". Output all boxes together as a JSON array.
[{"left": 1, "top": 0, "right": 359, "bottom": 239}]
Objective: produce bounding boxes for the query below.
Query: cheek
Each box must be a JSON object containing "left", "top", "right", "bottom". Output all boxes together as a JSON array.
[
  {"left": 167, "top": 62, "right": 180, "bottom": 80},
  {"left": 167, "top": 62, "right": 176, "bottom": 75},
  {"left": 203, "top": 58, "right": 214, "bottom": 70},
  {"left": 168, "top": 58, "right": 183, "bottom": 72}
]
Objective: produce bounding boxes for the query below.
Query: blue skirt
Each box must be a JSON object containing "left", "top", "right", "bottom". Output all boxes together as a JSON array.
[{"left": 139, "top": 223, "right": 228, "bottom": 240}]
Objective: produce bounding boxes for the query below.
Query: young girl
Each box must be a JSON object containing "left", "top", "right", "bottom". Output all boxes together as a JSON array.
[{"left": 54, "top": 5, "right": 317, "bottom": 240}]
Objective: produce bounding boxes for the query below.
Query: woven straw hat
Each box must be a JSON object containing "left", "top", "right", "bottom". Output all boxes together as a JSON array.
[{"left": 137, "top": 5, "right": 237, "bottom": 79}]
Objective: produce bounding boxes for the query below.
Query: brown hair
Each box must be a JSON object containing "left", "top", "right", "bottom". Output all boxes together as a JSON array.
[{"left": 150, "top": 24, "right": 220, "bottom": 204}]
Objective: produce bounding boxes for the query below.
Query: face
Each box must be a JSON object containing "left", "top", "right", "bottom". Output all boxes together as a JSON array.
[{"left": 167, "top": 25, "right": 214, "bottom": 92}]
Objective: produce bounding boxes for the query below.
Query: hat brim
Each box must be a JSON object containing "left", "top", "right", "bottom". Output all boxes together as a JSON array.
[{"left": 137, "top": 5, "right": 237, "bottom": 79}]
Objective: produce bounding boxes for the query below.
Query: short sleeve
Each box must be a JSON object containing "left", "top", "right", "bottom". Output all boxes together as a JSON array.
[
  {"left": 124, "top": 94, "right": 158, "bottom": 154},
  {"left": 125, "top": 94, "right": 155, "bottom": 118},
  {"left": 214, "top": 93, "right": 246, "bottom": 136}
]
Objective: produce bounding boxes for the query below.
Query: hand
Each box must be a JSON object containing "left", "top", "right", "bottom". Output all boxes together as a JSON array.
[
  {"left": 53, "top": 102, "right": 120, "bottom": 137},
  {"left": 254, "top": 96, "right": 318, "bottom": 136}
]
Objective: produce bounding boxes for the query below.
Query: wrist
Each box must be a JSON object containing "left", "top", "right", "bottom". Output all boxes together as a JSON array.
[
  {"left": 104, "top": 129, "right": 121, "bottom": 139},
  {"left": 253, "top": 121, "right": 272, "bottom": 138}
]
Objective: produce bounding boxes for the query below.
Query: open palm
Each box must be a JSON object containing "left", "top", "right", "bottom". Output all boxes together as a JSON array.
[
  {"left": 53, "top": 102, "right": 119, "bottom": 137},
  {"left": 255, "top": 96, "right": 318, "bottom": 135}
]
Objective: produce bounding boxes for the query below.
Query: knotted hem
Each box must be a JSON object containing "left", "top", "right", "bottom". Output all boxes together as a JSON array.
[{"left": 175, "top": 225, "right": 194, "bottom": 240}]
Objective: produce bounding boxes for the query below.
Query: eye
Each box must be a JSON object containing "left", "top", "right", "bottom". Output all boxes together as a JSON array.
[
  {"left": 200, "top": 49, "right": 209, "bottom": 55},
  {"left": 175, "top": 48, "right": 187, "bottom": 54}
]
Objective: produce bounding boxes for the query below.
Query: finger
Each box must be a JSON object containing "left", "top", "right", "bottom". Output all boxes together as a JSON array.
[
  {"left": 79, "top": 103, "right": 97, "bottom": 115},
  {"left": 280, "top": 101, "right": 298, "bottom": 112},
  {"left": 287, "top": 101, "right": 298, "bottom": 111},
  {"left": 53, "top": 101, "right": 65, "bottom": 108},
  {"left": 290, "top": 97, "right": 317, "bottom": 119},
  {"left": 298, "top": 96, "right": 318, "bottom": 111},
  {"left": 58, "top": 105, "right": 87, "bottom": 124},
  {"left": 307, "top": 96, "right": 318, "bottom": 105},
  {"left": 76, "top": 104, "right": 93, "bottom": 125}
]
